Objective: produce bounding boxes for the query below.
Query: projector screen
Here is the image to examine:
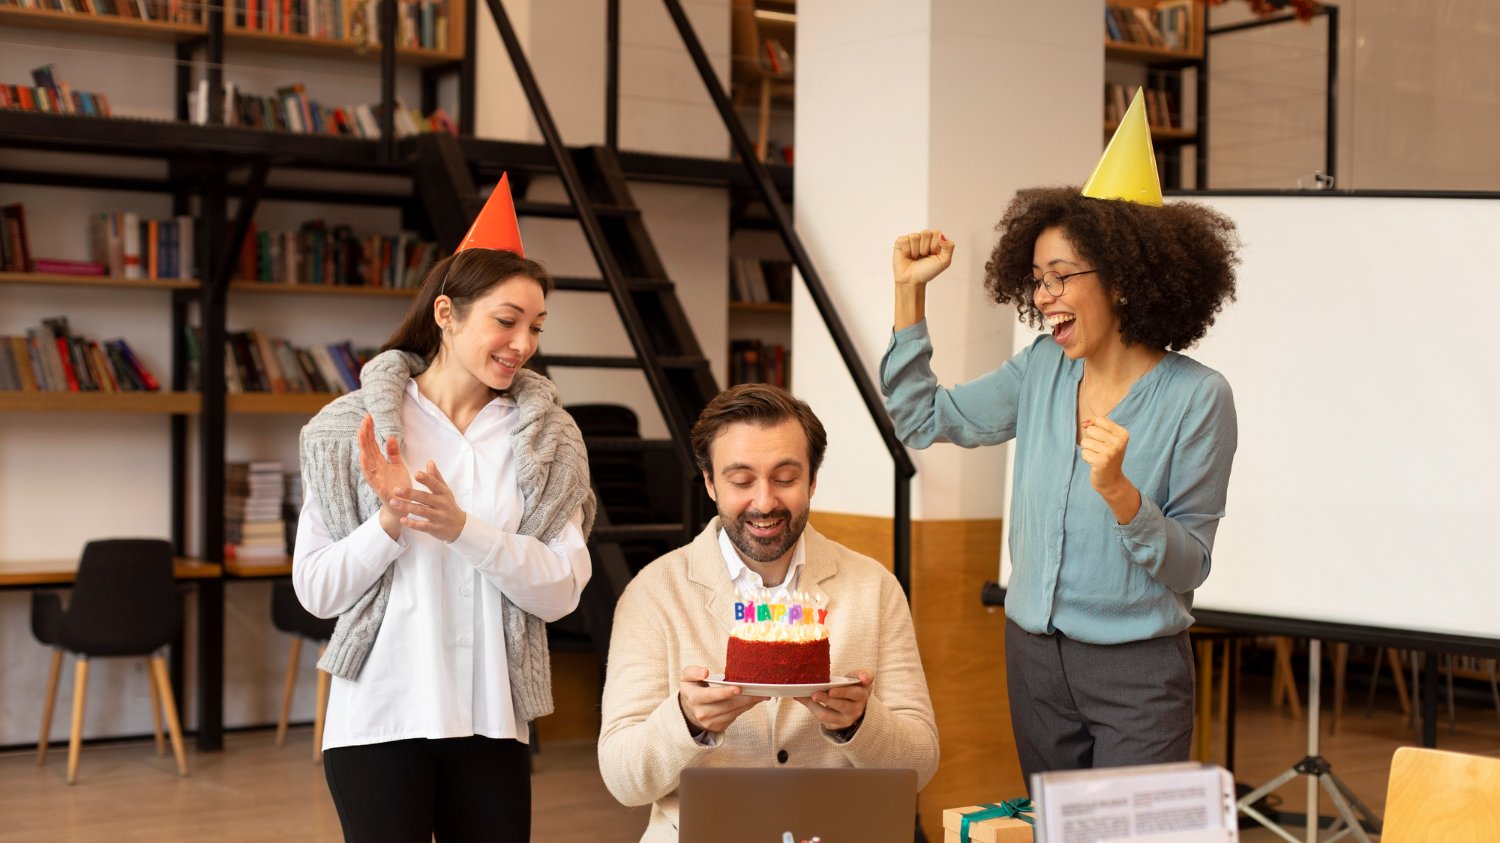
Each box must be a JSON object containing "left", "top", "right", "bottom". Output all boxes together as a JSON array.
[{"left": 999, "top": 194, "right": 1500, "bottom": 642}]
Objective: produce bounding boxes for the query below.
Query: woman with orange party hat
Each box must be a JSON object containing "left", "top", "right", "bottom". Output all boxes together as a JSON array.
[
  {"left": 881, "top": 91, "right": 1240, "bottom": 785},
  {"left": 294, "top": 173, "right": 595, "bottom": 842}
]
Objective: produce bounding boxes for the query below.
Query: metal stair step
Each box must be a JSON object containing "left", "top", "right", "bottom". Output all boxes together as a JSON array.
[
  {"left": 583, "top": 437, "right": 677, "bottom": 453},
  {"left": 534, "top": 353, "right": 709, "bottom": 370},
  {"left": 515, "top": 200, "right": 640, "bottom": 219},
  {"left": 591, "top": 523, "right": 689, "bottom": 543},
  {"left": 552, "top": 275, "right": 675, "bottom": 293}
]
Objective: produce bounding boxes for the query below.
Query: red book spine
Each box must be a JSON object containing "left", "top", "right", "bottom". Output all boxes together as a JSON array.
[{"left": 54, "top": 337, "right": 81, "bottom": 391}]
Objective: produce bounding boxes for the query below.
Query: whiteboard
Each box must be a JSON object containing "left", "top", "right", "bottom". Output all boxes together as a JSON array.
[{"left": 1000, "top": 194, "right": 1500, "bottom": 641}]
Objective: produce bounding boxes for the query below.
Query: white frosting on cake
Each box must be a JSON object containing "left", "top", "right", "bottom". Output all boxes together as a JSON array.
[{"left": 729, "top": 621, "right": 829, "bottom": 643}]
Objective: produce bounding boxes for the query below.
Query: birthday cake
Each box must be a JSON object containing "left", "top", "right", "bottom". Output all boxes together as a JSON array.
[{"left": 724, "top": 590, "right": 830, "bottom": 685}]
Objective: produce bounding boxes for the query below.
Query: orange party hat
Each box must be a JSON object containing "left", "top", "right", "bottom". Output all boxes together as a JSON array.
[
  {"left": 1081, "top": 89, "right": 1162, "bottom": 207},
  {"left": 457, "top": 173, "right": 525, "bottom": 255}
]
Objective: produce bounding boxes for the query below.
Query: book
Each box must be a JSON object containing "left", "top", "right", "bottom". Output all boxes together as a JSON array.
[
  {"left": 0, "top": 203, "right": 32, "bottom": 272},
  {"left": 121, "top": 210, "right": 142, "bottom": 279},
  {"left": 107, "top": 337, "right": 160, "bottom": 391},
  {"left": 32, "top": 258, "right": 106, "bottom": 276}
]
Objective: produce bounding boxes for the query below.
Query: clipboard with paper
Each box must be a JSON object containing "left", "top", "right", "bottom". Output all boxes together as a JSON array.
[{"left": 1030, "top": 762, "right": 1238, "bottom": 843}]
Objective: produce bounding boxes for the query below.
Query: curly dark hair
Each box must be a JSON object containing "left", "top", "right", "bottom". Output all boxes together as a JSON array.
[{"left": 983, "top": 187, "right": 1240, "bottom": 351}]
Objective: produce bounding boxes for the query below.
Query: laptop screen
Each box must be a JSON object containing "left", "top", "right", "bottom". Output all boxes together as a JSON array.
[{"left": 678, "top": 767, "right": 917, "bottom": 843}]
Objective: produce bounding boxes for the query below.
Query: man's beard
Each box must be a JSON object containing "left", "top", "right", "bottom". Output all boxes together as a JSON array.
[{"left": 721, "top": 505, "right": 809, "bottom": 564}]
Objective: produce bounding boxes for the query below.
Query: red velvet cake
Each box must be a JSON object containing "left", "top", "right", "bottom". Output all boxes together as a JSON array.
[
  {"left": 724, "top": 590, "right": 831, "bottom": 685},
  {"left": 724, "top": 636, "right": 830, "bottom": 685}
]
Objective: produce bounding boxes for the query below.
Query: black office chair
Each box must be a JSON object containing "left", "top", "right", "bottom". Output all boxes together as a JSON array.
[
  {"left": 270, "top": 579, "right": 338, "bottom": 762},
  {"left": 31, "top": 538, "right": 188, "bottom": 784}
]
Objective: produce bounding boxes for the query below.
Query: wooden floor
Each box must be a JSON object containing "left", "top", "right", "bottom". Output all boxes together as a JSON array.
[{"left": 2, "top": 676, "right": 1497, "bottom": 842}]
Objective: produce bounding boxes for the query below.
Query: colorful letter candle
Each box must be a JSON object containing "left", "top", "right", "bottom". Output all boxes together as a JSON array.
[{"left": 724, "top": 587, "right": 832, "bottom": 685}]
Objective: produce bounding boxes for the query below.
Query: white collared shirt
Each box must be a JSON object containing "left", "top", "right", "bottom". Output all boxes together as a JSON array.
[
  {"left": 294, "top": 379, "right": 591, "bottom": 750},
  {"left": 717, "top": 528, "right": 806, "bottom": 599}
]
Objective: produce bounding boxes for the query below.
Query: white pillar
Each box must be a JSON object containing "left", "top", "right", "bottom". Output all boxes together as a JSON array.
[{"left": 795, "top": 0, "right": 1103, "bottom": 522}]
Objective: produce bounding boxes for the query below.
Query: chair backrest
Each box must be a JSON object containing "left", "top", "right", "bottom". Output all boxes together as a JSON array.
[
  {"left": 730, "top": 0, "right": 763, "bottom": 68},
  {"left": 271, "top": 579, "right": 338, "bottom": 641},
  {"left": 1384, "top": 746, "right": 1500, "bottom": 841},
  {"left": 61, "top": 539, "right": 181, "bottom": 657}
]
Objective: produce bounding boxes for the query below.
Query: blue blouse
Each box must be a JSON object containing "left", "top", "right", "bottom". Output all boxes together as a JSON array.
[{"left": 880, "top": 322, "right": 1237, "bottom": 644}]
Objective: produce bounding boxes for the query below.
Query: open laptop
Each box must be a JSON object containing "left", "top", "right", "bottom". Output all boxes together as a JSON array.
[{"left": 678, "top": 767, "right": 917, "bottom": 843}]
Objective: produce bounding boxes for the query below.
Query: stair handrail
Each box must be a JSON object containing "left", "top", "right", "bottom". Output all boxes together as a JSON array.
[
  {"left": 480, "top": 0, "right": 698, "bottom": 474},
  {"left": 656, "top": 0, "right": 918, "bottom": 591}
]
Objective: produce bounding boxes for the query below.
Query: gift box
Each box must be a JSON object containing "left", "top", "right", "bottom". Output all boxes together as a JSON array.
[{"left": 941, "top": 800, "right": 1035, "bottom": 843}]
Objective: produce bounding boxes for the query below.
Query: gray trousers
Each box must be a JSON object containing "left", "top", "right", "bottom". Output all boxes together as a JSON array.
[{"left": 1004, "top": 619, "right": 1195, "bottom": 790}]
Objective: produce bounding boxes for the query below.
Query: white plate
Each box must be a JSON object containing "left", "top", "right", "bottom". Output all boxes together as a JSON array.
[{"left": 703, "top": 673, "right": 860, "bottom": 697}]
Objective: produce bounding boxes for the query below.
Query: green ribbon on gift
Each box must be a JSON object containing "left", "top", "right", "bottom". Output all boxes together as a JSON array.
[{"left": 959, "top": 798, "right": 1035, "bottom": 843}]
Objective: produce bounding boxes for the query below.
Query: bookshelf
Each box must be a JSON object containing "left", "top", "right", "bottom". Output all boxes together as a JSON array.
[
  {"left": 1104, "top": 0, "right": 1206, "bottom": 189},
  {"left": 0, "top": 5, "right": 205, "bottom": 39},
  {"left": 0, "top": 0, "right": 472, "bottom": 752},
  {"left": 726, "top": 224, "right": 791, "bottom": 389}
]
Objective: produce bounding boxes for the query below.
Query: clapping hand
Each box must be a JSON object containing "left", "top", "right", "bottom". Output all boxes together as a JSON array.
[
  {"left": 357, "top": 414, "right": 410, "bottom": 539},
  {"left": 387, "top": 461, "right": 468, "bottom": 543},
  {"left": 893, "top": 230, "right": 955, "bottom": 286}
]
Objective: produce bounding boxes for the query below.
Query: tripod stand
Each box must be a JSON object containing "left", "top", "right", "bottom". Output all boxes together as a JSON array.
[{"left": 1237, "top": 639, "right": 1382, "bottom": 843}]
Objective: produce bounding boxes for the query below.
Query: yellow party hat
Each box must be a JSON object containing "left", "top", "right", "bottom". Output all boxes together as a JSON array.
[{"left": 1081, "top": 89, "right": 1162, "bottom": 207}]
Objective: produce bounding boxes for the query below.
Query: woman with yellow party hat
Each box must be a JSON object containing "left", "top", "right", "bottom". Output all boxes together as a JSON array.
[
  {"left": 294, "top": 172, "right": 596, "bottom": 841},
  {"left": 880, "top": 90, "right": 1240, "bottom": 786}
]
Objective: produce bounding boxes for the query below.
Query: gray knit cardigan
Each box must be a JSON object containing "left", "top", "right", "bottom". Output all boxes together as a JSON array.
[{"left": 298, "top": 349, "right": 595, "bottom": 725}]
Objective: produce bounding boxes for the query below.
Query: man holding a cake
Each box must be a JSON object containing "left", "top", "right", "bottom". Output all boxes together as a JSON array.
[{"left": 598, "top": 384, "right": 939, "bottom": 842}]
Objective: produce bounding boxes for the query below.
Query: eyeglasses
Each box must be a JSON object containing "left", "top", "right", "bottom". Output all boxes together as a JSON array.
[{"left": 1025, "top": 269, "right": 1097, "bottom": 296}]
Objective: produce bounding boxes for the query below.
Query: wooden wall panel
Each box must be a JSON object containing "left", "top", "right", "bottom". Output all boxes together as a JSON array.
[
  {"left": 538, "top": 650, "right": 603, "bottom": 743},
  {"left": 814, "top": 511, "right": 1023, "bottom": 842}
]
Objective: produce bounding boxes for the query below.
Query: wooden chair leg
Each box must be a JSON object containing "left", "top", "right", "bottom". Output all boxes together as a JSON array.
[
  {"left": 1445, "top": 655, "right": 1457, "bottom": 734},
  {"left": 1217, "top": 641, "right": 1232, "bottom": 729},
  {"left": 1390, "top": 649, "right": 1412, "bottom": 716},
  {"left": 67, "top": 658, "right": 90, "bottom": 785},
  {"left": 756, "top": 76, "right": 772, "bottom": 162},
  {"left": 146, "top": 658, "right": 166, "bottom": 756},
  {"left": 37, "top": 649, "right": 63, "bottom": 766},
  {"left": 313, "top": 643, "right": 330, "bottom": 763},
  {"left": 149, "top": 656, "right": 189, "bottom": 777},
  {"left": 1330, "top": 642, "right": 1348, "bottom": 735},
  {"left": 277, "top": 637, "right": 303, "bottom": 747},
  {"left": 1194, "top": 640, "right": 1213, "bottom": 761},
  {"left": 1487, "top": 659, "right": 1500, "bottom": 729},
  {"left": 1273, "top": 637, "right": 1302, "bottom": 719}
]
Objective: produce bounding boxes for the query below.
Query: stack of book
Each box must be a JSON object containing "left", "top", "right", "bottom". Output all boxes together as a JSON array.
[
  {"left": 225, "top": 461, "right": 287, "bottom": 564},
  {"left": 730, "top": 257, "right": 793, "bottom": 304},
  {"left": 0, "top": 317, "right": 159, "bottom": 392},
  {"left": 228, "top": 0, "right": 451, "bottom": 52},
  {"left": 1105, "top": 0, "right": 1194, "bottom": 52},
  {"left": 235, "top": 219, "right": 437, "bottom": 289},
  {"left": 90, "top": 211, "right": 195, "bottom": 280},
  {"left": 728, "top": 338, "right": 788, "bottom": 388},
  {"left": 189, "top": 326, "right": 371, "bottom": 394},
  {"left": 0, "top": 64, "right": 113, "bottom": 117},
  {"left": 0, "top": 203, "right": 31, "bottom": 273}
]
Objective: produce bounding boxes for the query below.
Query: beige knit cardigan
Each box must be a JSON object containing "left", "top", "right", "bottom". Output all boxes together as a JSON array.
[
  {"left": 299, "top": 349, "right": 595, "bottom": 725},
  {"left": 597, "top": 519, "right": 939, "bottom": 843}
]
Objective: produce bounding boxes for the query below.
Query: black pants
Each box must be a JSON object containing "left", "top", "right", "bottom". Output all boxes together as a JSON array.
[{"left": 323, "top": 736, "right": 530, "bottom": 843}]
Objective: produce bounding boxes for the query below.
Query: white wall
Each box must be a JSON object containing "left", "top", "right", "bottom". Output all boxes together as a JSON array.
[
  {"left": 794, "top": 0, "right": 1100, "bottom": 520},
  {"left": 475, "top": 0, "right": 732, "bottom": 158}
]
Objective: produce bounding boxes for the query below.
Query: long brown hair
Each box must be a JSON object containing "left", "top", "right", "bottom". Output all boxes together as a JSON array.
[{"left": 382, "top": 249, "right": 555, "bottom": 360}]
